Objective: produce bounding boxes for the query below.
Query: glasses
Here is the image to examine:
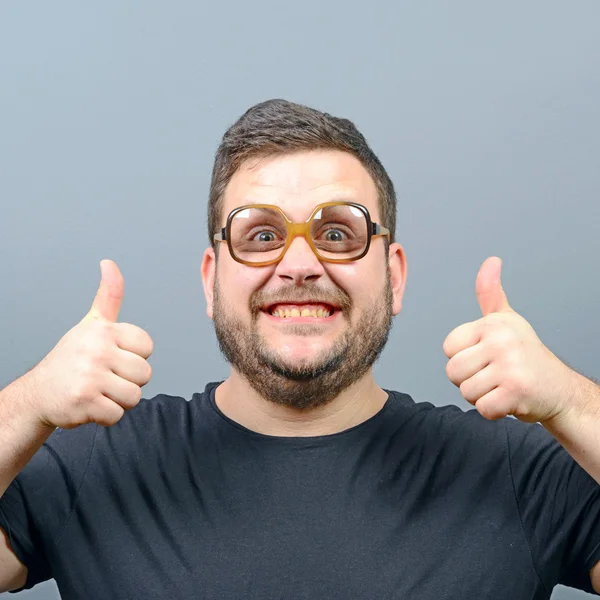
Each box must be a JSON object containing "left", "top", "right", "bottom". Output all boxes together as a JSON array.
[{"left": 213, "top": 201, "right": 390, "bottom": 267}]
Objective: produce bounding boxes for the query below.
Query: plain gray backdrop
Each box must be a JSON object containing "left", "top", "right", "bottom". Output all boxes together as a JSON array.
[{"left": 1, "top": 1, "right": 599, "bottom": 598}]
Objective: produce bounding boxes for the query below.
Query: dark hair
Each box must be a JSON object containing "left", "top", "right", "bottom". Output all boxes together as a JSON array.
[{"left": 207, "top": 99, "right": 397, "bottom": 248}]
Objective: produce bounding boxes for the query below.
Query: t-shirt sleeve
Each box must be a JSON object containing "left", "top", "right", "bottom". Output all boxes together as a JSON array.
[
  {"left": 506, "top": 417, "right": 600, "bottom": 594},
  {"left": 0, "top": 422, "right": 98, "bottom": 592}
]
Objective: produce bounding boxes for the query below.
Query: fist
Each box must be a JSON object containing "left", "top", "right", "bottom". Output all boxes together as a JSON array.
[
  {"left": 29, "top": 260, "right": 154, "bottom": 429},
  {"left": 442, "top": 257, "right": 574, "bottom": 423}
]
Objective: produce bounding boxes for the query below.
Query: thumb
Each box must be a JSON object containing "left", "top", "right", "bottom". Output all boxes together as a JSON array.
[
  {"left": 88, "top": 259, "right": 124, "bottom": 322},
  {"left": 476, "top": 256, "right": 512, "bottom": 316}
]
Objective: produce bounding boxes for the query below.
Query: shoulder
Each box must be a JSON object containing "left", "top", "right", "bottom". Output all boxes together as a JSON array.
[
  {"left": 386, "top": 389, "right": 562, "bottom": 464},
  {"left": 383, "top": 390, "right": 566, "bottom": 468},
  {"left": 93, "top": 391, "right": 194, "bottom": 450},
  {"left": 42, "top": 386, "right": 213, "bottom": 468},
  {"left": 385, "top": 389, "right": 510, "bottom": 445},
  {"left": 91, "top": 382, "right": 224, "bottom": 456},
  {"left": 124, "top": 391, "right": 191, "bottom": 424}
]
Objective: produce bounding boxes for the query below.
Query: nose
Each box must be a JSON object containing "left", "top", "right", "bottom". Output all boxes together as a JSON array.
[{"left": 274, "top": 234, "right": 325, "bottom": 284}]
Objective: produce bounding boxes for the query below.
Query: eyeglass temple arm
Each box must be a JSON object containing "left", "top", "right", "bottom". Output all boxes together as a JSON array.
[
  {"left": 214, "top": 228, "right": 226, "bottom": 243},
  {"left": 372, "top": 223, "right": 390, "bottom": 237}
]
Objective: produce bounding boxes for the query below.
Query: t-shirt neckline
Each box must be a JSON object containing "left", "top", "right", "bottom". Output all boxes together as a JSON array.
[{"left": 206, "top": 380, "right": 395, "bottom": 443}]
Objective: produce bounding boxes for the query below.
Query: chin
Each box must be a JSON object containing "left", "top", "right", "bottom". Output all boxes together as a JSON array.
[{"left": 269, "top": 340, "right": 334, "bottom": 363}]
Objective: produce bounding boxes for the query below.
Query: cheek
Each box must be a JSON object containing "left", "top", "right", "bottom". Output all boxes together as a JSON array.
[
  {"left": 327, "top": 261, "right": 384, "bottom": 305},
  {"left": 219, "top": 261, "right": 273, "bottom": 304}
]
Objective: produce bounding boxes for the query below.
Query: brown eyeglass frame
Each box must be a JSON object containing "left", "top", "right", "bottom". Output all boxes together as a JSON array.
[{"left": 213, "top": 201, "right": 391, "bottom": 267}]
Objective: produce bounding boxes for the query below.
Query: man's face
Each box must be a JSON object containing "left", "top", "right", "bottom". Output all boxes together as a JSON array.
[{"left": 202, "top": 150, "right": 407, "bottom": 410}]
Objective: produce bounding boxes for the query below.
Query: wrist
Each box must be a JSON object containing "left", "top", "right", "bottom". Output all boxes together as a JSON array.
[
  {"left": 0, "top": 373, "right": 56, "bottom": 434},
  {"left": 541, "top": 371, "right": 600, "bottom": 432}
]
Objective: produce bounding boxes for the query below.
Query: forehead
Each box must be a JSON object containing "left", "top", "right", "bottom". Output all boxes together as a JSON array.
[{"left": 221, "top": 149, "right": 380, "bottom": 222}]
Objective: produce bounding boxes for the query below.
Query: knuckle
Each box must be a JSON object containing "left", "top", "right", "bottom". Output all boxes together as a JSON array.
[
  {"left": 505, "top": 350, "right": 522, "bottom": 371},
  {"left": 492, "top": 326, "right": 515, "bottom": 345},
  {"left": 89, "top": 318, "right": 115, "bottom": 342},
  {"left": 445, "top": 358, "right": 459, "bottom": 383},
  {"left": 88, "top": 347, "right": 111, "bottom": 370},
  {"left": 487, "top": 334, "right": 511, "bottom": 354},
  {"left": 442, "top": 339, "right": 452, "bottom": 357},
  {"left": 121, "top": 382, "right": 142, "bottom": 408},
  {"left": 118, "top": 393, "right": 139, "bottom": 413},
  {"left": 132, "top": 325, "right": 153, "bottom": 353},
  {"left": 130, "top": 358, "right": 150, "bottom": 386},
  {"left": 79, "top": 331, "right": 113, "bottom": 366},
  {"left": 116, "top": 323, "right": 153, "bottom": 356},
  {"left": 135, "top": 328, "right": 153, "bottom": 357},
  {"left": 95, "top": 403, "right": 124, "bottom": 427},
  {"left": 145, "top": 333, "right": 154, "bottom": 356},
  {"left": 73, "top": 376, "right": 99, "bottom": 405},
  {"left": 133, "top": 385, "right": 143, "bottom": 403}
]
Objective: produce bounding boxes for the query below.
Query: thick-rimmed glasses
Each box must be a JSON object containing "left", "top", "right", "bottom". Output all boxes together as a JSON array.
[{"left": 213, "top": 201, "right": 390, "bottom": 267}]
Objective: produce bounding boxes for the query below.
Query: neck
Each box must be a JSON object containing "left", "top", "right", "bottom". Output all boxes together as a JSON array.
[{"left": 214, "top": 370, "right": 389, "bottom": 437}]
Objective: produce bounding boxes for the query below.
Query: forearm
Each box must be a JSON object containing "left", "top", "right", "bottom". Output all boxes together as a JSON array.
[
  {"left": 542, "top": 371, "right": 600, "bottom": 485},
  {"left": 0, "top": 375, "right": 56, "bottom": 499}
]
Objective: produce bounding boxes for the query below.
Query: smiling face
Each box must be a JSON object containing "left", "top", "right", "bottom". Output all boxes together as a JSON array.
[{"left": 201, "top": 149, "right": 407, "bottom": 410}]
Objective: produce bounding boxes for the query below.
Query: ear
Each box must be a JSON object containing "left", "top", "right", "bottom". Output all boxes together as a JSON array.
[
  {"left": 201, "top": 246, "right": 217, "bottom": 319},
  {"left": 388, "top": 242, "right": 407, "bottom": 316}
]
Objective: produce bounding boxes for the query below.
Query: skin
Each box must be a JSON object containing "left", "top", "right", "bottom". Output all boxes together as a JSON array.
[{"left": 201, "top": 149, "right": 407, "bottom": 437}]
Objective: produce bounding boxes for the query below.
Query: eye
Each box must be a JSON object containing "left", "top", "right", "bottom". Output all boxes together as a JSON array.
[
  {"left": 253, "top": 230, "right": 278, "bottom": 242},
  {"left": 324, "top": 228, "right": 347, "bottom": 242}
]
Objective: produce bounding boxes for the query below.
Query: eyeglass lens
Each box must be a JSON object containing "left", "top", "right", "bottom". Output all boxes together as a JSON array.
[{"left": 229, "top": 205, "right": 369, "bottom": 263}]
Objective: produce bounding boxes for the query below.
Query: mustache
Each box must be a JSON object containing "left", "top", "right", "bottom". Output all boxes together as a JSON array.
[{"left": 250, "top": 283, "right": 352, "bottom": 313}]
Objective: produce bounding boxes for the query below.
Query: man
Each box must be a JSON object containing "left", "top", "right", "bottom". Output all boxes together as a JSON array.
[{"left": 1, "top": 99, "right": 600, "bottom": 599}]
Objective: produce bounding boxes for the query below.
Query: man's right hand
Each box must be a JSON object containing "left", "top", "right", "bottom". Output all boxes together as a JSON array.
[{"left": 26, "top": 259, "right": 154, "bottom": 429}]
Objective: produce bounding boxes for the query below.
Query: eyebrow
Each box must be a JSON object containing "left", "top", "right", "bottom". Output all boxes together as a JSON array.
[{"left": 228, "top": 197, "right": 366, "bottom": 222}]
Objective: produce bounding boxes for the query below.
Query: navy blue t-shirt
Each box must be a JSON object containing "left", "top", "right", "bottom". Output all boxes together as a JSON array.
[{"left": 1, "top": 381, "right": 600, "bottom": 599}]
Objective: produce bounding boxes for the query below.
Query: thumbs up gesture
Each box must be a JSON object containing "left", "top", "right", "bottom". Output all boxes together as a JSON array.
[
  {"left": 29, "top": 260, "right": 154, "bottom": 429},
  {"left": 442, "top": 257, "right": 575, "bottom": 423}
]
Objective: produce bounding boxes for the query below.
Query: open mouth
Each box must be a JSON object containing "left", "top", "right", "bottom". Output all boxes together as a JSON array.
[{"left": 262, "top": 303, "right": 339, "bottom": 319}]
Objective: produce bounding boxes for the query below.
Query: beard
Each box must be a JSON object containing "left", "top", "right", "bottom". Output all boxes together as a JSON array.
[{"left": 212, "top": 270, "right": 394, "bottom": 411}]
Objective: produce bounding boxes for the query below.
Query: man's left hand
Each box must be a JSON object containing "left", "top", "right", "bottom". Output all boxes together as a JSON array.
[{"left": 442, "top": 256, "right": 577, "bottom": 423}]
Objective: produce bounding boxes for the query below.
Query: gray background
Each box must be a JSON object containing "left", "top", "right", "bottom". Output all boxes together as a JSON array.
[{"left": 1, "top": 1, "right": 599, "bottom": 598}]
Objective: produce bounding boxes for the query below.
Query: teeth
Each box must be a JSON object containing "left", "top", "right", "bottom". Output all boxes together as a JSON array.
[{"left": 271, "top": 306, "right": 332, "bottom": 318}]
